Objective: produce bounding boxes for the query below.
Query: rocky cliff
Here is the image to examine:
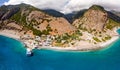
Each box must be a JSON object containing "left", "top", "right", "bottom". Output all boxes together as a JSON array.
[
  {"left": 73, "top": 5, "right": 109, "bottom": 31},
  {"left": 0, "top": 4, "right": 120, "bottom": 47},
  {"left": 0, "top": 3, "right": 75, "bottom": 36},
  {"left": 71, "top": 5, "right": 120, "bottom": 46}
]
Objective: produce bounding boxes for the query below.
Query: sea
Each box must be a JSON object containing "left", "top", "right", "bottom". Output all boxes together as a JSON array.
[{"left": 0, "top": 29, "right": 120, "bottom": 70}]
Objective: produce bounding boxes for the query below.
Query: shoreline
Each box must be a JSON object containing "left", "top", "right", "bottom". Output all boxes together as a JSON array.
[
  {"left": 99, "top": 36, "right": 119, "bottom": 47},
  {"left": 0, "top": 29, "right": 119, "bottom": 52},
  {"left": 40, "top": 36, "right": 119, "bottom": 51},
  {"left": 0, "top": 30, "right": 20, "bottom": 39}
]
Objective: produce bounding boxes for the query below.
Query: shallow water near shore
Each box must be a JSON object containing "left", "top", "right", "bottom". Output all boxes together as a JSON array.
[{"left": 0, "top": 35, "right": 120, "bottom": 70}]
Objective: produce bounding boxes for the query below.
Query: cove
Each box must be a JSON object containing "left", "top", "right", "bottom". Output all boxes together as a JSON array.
[{"left": 0, "top": 35, "right": 120, "bottom": 70}]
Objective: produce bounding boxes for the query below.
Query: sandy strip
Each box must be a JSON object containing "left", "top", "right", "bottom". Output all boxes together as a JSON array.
[
  {"left": 41, "top": 36, "right": 119, "bottom": 51},
  {"left": 0, "top": 28, "right": 119, "bottom": 51},
  {"left": 0, "top": 30, "right": 20, "bottom": 39},
  {"left": 99, "top": 27, "right": 119, "bottom": 47},
  {"left": 99, "top": 36, "right": 119, "bottom": 47}
]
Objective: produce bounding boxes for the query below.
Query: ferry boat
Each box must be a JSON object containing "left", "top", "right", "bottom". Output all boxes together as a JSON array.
[{"left": 26, "top": 48, "right": 33, "bottom": 57}]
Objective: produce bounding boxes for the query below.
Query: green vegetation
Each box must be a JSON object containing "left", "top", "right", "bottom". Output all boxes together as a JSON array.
[
  {"left": 21, "top": 15, "right": 27, "bottom": 25},
  {"left": 10, "top": 11, "right": 27, "bottom": 25},
  {"left": 46, "top": 24, "right": 52, "bottom": 32},
  {"left": 10, "top": 11, "right": 21, "bottom": 22},
  {"left": 102, "top": 38, "right": 106, "bottom": 42},
  {"left": 10, "top": 9, "right": 53, "bottom": 36},
  {"left": 11, "top": 18, "right": 42, "bottom": 36},
  {"left": 54, "top": 30, "right": 82, "bottom": 46},
  {"left": 78, "top": 25, "right": 87, "bottom": 31},
  {"left": 104, "top": 35, "right": 111, "bottom": 40},
  {"left": 42, "top": 24, "right": 53, "bottom": 35},
  {"left": 93, "top": 37, "right": 101, "bottom": 42},
  {"left": 101, "top": 35, "right": 111, "bottom": 42},
  {"left": 106, "top": 19, "right": 120, "bottom": 30},
  {"left": 24, "top": 23, "right": 42, "bottom": 36},
  {"left": 31, "top": 19, "right": 39, "bottom": 25},
  {"left": 89, "top": 5, "right": 105, "bottom": 12},
  {"left": 25, "top": 24, "right": 53, "bottom": 36},
  {"left": 32, "top": 29, "right": 42, "bottom": 36},
  {"left": 54, "top": 43, "right": 63, "bottom": 47},
  {"left": 75, "top": 30, "right": 83, "bottom": 36}
]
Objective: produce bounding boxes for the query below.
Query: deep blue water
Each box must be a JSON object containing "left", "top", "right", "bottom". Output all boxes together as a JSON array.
[{"left": 0, "top": 35, "right": 120, "bottom": 70}]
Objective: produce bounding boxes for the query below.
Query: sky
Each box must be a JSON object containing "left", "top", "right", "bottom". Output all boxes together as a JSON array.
[
  {"left": 0, "top": 0, "right": 8, "bottom": 6},
  {"left": 0, "top": 0, "right": 120, "bottom": 14}
]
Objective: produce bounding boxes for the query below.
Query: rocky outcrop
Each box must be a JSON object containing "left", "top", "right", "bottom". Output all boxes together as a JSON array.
[
  {"left": 0, "top": 4, "right": 119, "bottom": 37},
  {"left": 0, "top": 3, "right": 75, "bottom": 36},
  {"left": 107, "top": 11, "right": 120, "bottom": 22},
  {"left": 73, "top": 5, "right": 108, "bottom": 31},
  {"left": 27, "top": 11, "right": 76, "bottom": 35},
  {"left": 1, "top": 7, "right": 20, "bottom": 20},
  {"left": 0, "top": 12, "right": 5, "bottom": 19}
]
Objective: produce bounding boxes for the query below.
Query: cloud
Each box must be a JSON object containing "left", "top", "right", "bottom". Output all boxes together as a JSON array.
[
  {"left": 61, "top": 0, "right": 96, "bottom": 13},
  {"left": 61, "top": 0, "right": 120, "bottom": 13},
  {"left": 4, "top": 0, "right": 69, "bottom": 11},
  {"left": 4, "top": 0, "right": 120, "bottom": 14}
]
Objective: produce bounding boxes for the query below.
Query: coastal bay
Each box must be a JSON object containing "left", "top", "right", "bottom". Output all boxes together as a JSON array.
[
  {"left": 0, "top": 28, "right": 119, "bottom": 51},
  {"left": 0, "top": 35, "right": 120, "bottom": 70},
  {"left": 0, "top": 1, "right": 120, "bottom": 70}
]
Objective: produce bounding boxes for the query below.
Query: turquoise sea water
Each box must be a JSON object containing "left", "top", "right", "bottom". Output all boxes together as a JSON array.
[{"left": 0, "top": 35, "right": 120, "bottom": 70}]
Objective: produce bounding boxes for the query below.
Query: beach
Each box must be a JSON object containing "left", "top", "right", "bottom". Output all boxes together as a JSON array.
[
  {"left": 1, "top": 34, "right": 120, "bottom": 70},
  {"left": 0, "top": 30, "right": 20, "bottom": 39},
  {"left": 0, "top": 28, "right": 119, "bottom": 51},
  {"left": 41, "top": 36, "right": 119, "bottom": 51}
]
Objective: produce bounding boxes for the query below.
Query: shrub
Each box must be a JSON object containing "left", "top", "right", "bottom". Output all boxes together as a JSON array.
[{"left": 93, "top": 37, "right": 101, "bottom": 42}]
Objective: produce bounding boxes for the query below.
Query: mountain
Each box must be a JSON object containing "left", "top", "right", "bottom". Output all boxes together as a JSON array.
[
  {"left": 0, "top": 4, "right": 120, "bottom": 47},
  {"left": 73, "top": 9, "right": 87, "bottom": 20},
  {"left": 0, "top": 3, "right": 75, "bottom": 35},
  {"left": 107, "top": 11, "right": 120, "bottom": 23},
  {"left": 111, "top": 10, "right": 120, "bottom": 17},
  {"left": 42, "top": 9, "right": 87, "bottom": 24},
  {"left": 43, "top": 9, "right": 75, "bottom": 23},
  {"left": 42, "top": 9, "right": 64, "bottom": 17},
  {"left": 73, "top": 5, "right": 120, "bottom": 31},
  {"left": 73, "top": 5, "right": 108, "bottom": 31},
  {"left": 71, "top": 5, "right": 120, "bottom": 46}
]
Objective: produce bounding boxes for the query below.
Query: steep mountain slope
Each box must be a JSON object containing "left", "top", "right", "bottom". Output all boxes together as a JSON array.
[
  {"left": 107, "top": 11, "right": 120, "bottom": 22},
  {"left": 73, "top": 5, "right": 120, "bottom": 30},
  {"left": 43, "top": 9, "right": 75, "bottom": 23},
  {"left": 0, "top": 4, "right": 120, "bottom": 48},
  {"left": 0, "top": 3, "right": 75, "bottom": 36},
  {"left": 73, "top": 5, "right": 108, "bottom": 31},
  {"left": 42, "top": 9, "right": 65, "bottom": 17},
  {"left": 73, "top": 9, "right": 87, "bottom": 20},
  {"left": 111, "top": 10, "right": 120, "bottom": 17},
  {"left": 72, "top": 5, "right": 120, "bottom": 46}
]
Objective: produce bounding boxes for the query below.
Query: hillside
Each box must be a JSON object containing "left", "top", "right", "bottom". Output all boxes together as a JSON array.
[
  {"left": 0, "top": 3, "right": 75, "bottom": 36},
  {"left": 0, "top": 4, "right": 120, "bottom": 50},
  {"left": 111, "top": 10, "right": 120, "bottom": 17},
  {"left": 71, "top": 5, "right": 120, "bottom": 46}
]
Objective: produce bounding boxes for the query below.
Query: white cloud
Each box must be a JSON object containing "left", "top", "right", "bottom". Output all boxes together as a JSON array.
[
  {"left": 61, "top": 0, "right": 120, "bottom": 13},
  {"left": 61, "top": 0, "right": 96, "bottom": 13},
  {"left": 4, "top": 0, "right": 69, "bottom": 11},
  {"left": 4, "top": 0, "right": 120, "bottom": 14}
]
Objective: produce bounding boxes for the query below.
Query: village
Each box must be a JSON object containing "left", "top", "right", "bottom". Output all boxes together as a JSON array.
[
  {"left": 20, "top": 34, "right": 55, "bottom": 56},
  {"left": 20, "top": 34, "right": 54, "bottom": 49}
]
